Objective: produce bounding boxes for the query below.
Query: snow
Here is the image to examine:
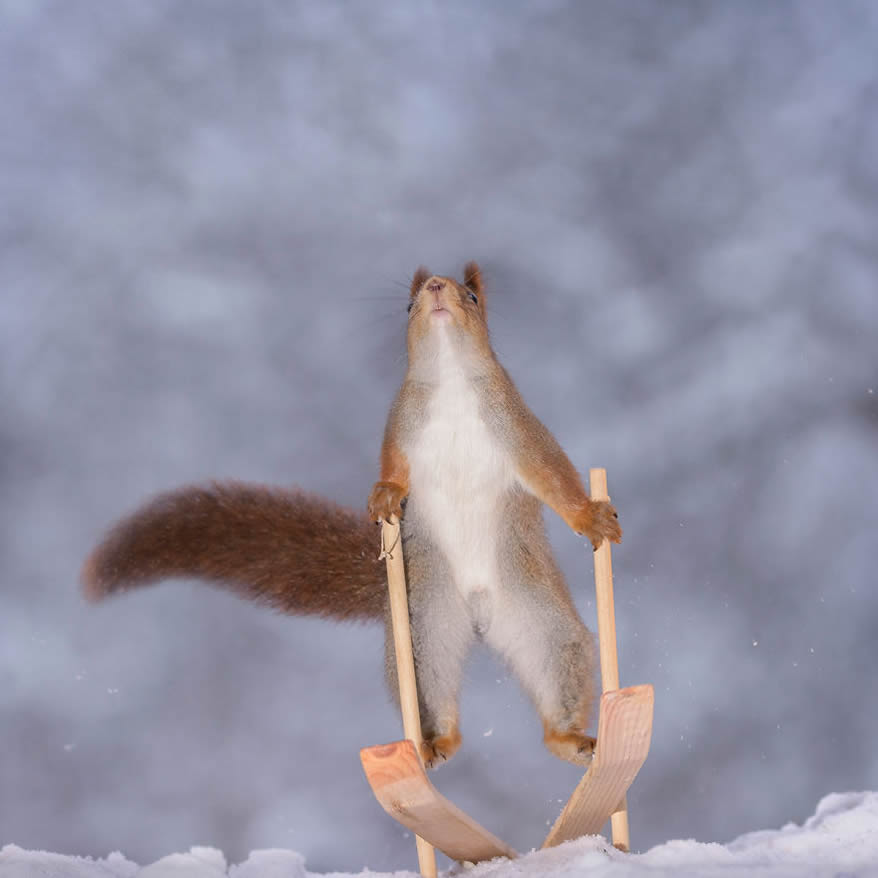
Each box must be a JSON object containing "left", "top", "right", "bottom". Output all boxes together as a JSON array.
[{"left": 3, "top": 792, "right": 876, "bottom": 878}]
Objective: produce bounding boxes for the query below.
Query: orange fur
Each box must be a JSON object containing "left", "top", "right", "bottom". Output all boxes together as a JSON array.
[
  {"left": 420, "top": 728, "right": 462, "bottom": 768},
  {"left": 82, "top": 483, "right": 384, "bottom": 621},
  {"left": 405, "top": 269, "right": 493, "bottom": 361},
  {"left": 462, "top": 260, "right": 483, "bottom": 297},
  {"left": 543, "top": 725, "right": 596, "bottom": 766},
  {"left": 410, "top": 266, "right": 431, "bottom": 298}
]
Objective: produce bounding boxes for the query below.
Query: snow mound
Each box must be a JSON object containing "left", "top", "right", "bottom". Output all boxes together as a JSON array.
[{"left": 2, "top": 792, "right": 876, "bottom": 878}]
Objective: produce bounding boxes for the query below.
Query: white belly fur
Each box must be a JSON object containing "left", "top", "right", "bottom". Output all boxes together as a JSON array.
[{"left": 406, "top": 334, "right": 515, "bottom": 600}]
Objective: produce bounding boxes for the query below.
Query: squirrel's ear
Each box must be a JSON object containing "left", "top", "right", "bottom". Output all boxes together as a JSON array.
[
  {"left": 463, "top": 261, "right": 483, "bottom": 297},
  {"left": 411, "top": 266, "right": 430, "bottom": 297}
]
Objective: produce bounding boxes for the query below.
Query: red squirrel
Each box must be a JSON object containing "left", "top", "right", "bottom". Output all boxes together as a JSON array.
[{"left": 82, "top": 262, "right": 621, "bottom": 768}]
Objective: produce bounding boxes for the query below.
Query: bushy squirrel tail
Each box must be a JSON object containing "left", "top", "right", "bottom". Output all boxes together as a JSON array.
[{"left": 81, "top": 482, "right": 385, "bottom": 622}]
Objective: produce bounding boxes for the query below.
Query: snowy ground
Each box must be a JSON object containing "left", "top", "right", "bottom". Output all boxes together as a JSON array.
[{"left": 2, "top": 792, "right": 876, "bottom": 878}]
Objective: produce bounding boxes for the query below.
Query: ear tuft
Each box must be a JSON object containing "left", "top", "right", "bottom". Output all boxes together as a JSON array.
[
  {"left": 463, "top": 261, "right": 483, "bottom": 297},
  {"left": 411, "top": 266, "right": 431, "bottom": 297}
]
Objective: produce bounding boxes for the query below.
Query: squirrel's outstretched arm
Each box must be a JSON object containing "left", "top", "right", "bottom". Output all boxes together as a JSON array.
[
  {"left": 367, "top": 389, "right": 413, "bottom": 522},
  {"left": 82, "top": 482, "right": 385, "bottom": 621},
  {"left": 487, "top": 368, "right": 622, "bottom": 549}
]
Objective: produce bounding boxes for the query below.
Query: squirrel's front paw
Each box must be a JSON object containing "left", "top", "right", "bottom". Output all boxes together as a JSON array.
[
  {"left": 573, "top": 499, "right": 622, "bottom": 551},
  {"left": 367, "top": 481, "right": 407, "bottom": 522}
]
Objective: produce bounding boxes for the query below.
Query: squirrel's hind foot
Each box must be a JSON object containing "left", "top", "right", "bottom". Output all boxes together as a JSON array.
[
  {"left": 543, "top": 727, "right": 596, "bottom": 767},
  {"left": 420, "top": 728, "right": 462, "bottom": 769}
]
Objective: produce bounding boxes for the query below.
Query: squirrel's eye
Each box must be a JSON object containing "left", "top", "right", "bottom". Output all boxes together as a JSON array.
[
  {"left": 407, "top": 301, "right": 414, "bottom": 313},
  {"left": 467, "top": 291, "right": 478, "bottom": 305}
]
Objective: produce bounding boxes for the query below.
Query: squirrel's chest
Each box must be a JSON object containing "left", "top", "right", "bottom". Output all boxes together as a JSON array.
[{"left": 406, "top": 369, "right": 513, "bottom": 593}]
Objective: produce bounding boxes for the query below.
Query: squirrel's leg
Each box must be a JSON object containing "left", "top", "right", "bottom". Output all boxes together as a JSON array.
[
  {"left": 384, "top": 535, "right": 474, "bottom": 769},
  {"left": 484, "top": 581, "right": 599, "bottom": 767}
]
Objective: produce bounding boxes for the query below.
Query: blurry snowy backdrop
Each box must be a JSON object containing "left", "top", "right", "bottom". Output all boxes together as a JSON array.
[{"left": 2, "top": 1, "right": 876, "bottom": 872}]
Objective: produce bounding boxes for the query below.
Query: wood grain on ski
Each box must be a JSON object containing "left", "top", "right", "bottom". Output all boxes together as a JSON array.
[
  {"left": 361, "top": 740, "right": 516, "bottom": 863},
  {"left": 542, "top": 684, "right": 654, "bottom": 850}
]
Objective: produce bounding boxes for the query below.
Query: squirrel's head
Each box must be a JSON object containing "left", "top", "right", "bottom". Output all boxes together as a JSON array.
[{"left": 405, "top": 262, "right": 492, "bottom": 367}]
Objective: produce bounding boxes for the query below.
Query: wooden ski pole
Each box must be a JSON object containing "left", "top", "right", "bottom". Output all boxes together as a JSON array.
[
  {"left": 380, "top": 515, "right": 438, "bottom": 878},
  {"left": 589, "top": 468, "right": 631, "bottom": 852}
]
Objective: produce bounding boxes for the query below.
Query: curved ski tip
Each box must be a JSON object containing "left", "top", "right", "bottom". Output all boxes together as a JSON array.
[
  {"left": 606, "top": 683, "right": 654, "bottom": 703},
  {"left": 360, "top": 740, "right": 425, "bottom": 783},
  {"left": 361, "top": 741, "right": 409, "bottom": 761}
]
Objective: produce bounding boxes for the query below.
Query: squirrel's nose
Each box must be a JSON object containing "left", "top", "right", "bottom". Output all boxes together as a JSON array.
[{"left": 426, "top": 279, "right": 444, "bottom": 292}]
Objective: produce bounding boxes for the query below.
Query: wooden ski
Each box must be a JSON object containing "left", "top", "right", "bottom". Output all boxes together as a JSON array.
[
  {"left": 361, "top": 470, "right": 654, "bottom": 867},
  {"left": 361, "top": 739, "right": 517, "bottom": 863},
  {"left": 542, "top": 683, "right": 654, "bottom": 849},
  {"left": 361, "top": 683, "right": 652, "bottom": 863}
]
